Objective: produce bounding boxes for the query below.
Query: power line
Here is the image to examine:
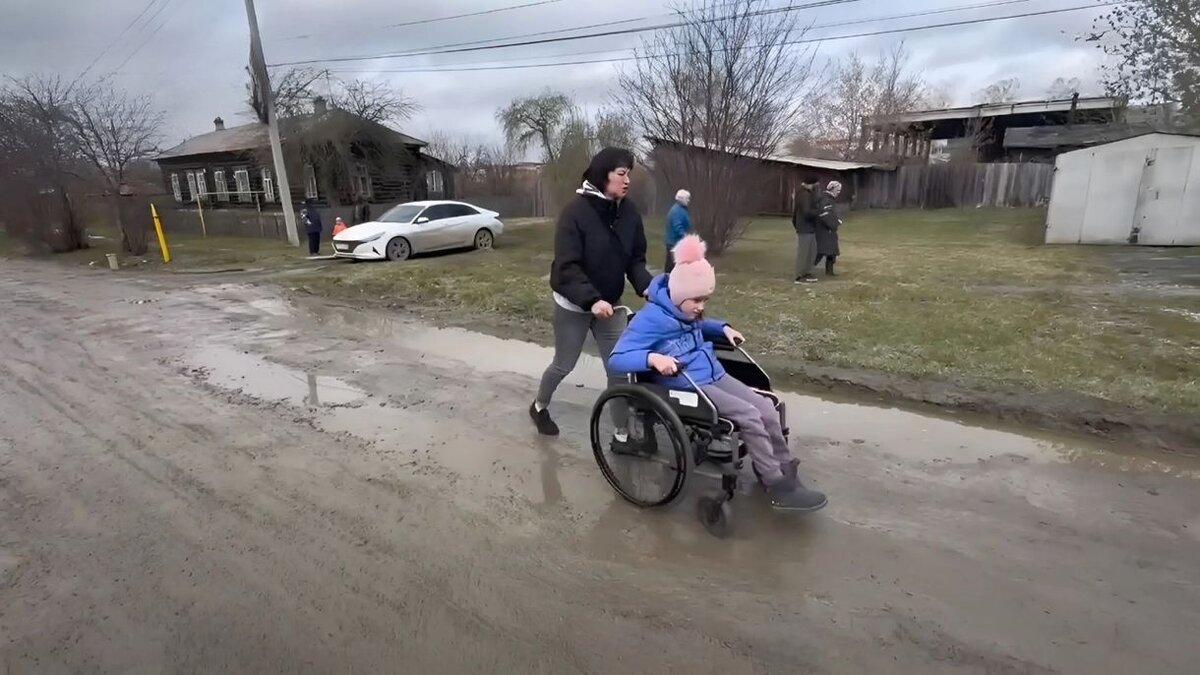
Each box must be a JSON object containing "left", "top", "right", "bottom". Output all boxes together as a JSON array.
[
  {"left": 73, "top": 0, "right": 167, "bottom": 84},
  {"left": 268, "top": 0, "right": 870, "bottom": 67},
  {"left": 110, "top": 0, "right": 181, "bottom": 74},
  {"left": 327, "top": 0, "right": 1034, "bottom": 75},
  {"left": 273, "top": 0, "right": 567, "bottom": 41},
  {"left": 324, "top": 1, "right": 1115, "bottom": 75}
]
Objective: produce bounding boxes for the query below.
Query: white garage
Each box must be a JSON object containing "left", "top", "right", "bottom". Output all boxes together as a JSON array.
[{"left": 1045, "top": 132, "right": 1200, "bottom": 246}]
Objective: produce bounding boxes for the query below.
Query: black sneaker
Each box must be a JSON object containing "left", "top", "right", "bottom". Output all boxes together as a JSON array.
[
  {"left": 529, "top": 402, "right": 559, "bottom": 436},
  {"left": 766, "top": 479, "right": 828, "bottom": 512},
  {"left": 610, "top": 433, "right": 657, "bottom": 457},
  {"left": 801, "top": 274, "right": 818, "bottom": 284}
]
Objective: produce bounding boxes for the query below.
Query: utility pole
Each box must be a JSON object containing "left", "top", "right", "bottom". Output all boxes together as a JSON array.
[{"left": 244, "top": 0, "right": 300, "bottom": 247}]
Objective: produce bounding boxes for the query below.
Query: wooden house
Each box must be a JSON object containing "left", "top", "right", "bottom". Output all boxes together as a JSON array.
[{"left": 155, "top": 97, "right": 455, "bottom": 210}]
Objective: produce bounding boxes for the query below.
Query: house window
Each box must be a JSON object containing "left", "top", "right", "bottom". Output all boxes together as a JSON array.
[
  {"left": 351, "top": 163, "right": 372, "bottom": 200},
  {"left": 426, "top": 169, "right": 444, "bottom": 196},
  {"left": 193, "top": 170, "right": 207, "bottom": 199},
  {"left": 304, "top": 164, "right": 319, "bottom": 199},
  {"left": 185, "top": 172, "right": 198, "bottom": 202},
  {"left": 234, "top": 169, "right": 251, "bottom": 202},
  {"left": 261, "top": 168, "right": 275, "bottom": 203},
  {"left": 213, "top": 170, "right": 229, "bottom": 201},
  {"left": 170, "top": 174, "right": 182, "bottom": 202}
]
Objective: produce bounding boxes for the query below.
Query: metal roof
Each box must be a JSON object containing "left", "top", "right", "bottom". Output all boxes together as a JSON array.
[
  {"left": 1003, "top": 124, "right": 1161, "bottom": 149},
  {"left": 865, "top": 96, "right": 1123, "bottom": 126},
  {"left": 645, "top": 136, "right": 884, "bottom": 171},
  {"left": 156, "top": 109, "right": 427, "bottom": 160}
]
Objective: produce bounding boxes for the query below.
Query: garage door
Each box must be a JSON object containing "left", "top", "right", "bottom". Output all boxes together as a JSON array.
[{"left": 1134, "top": 146, "right": 1196, "bottom": 245}]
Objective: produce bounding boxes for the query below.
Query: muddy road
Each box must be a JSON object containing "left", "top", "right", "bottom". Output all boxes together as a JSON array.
[{"left": 1, "top": 261, "right": 1198, "bottom": 674}]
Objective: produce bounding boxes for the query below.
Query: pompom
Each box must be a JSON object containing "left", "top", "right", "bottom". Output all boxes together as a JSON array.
[{"left": 671, "top": 234, "right": 707, "bottom": 264}]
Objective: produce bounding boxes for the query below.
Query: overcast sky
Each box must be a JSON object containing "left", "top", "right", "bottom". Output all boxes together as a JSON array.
[{"left": 0, "top": 0, "right": 1111, "bottom": 147}]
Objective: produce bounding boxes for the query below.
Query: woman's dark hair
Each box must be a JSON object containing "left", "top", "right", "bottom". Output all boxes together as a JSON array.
[{"left": 581, "top": 146, "right": 636, "bottom": 192}]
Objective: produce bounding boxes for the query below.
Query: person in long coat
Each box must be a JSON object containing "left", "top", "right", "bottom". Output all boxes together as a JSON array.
[
  {"left": 792, "top": 176, "right": 820, "bottom": 283},
  {"left": 813, "top": 181, "right": 843, "bottom": 276}
]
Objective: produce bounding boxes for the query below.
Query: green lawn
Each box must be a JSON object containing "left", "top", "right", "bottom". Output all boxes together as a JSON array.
[
  {"left": 6, "top": 209, "right": 1199, "bottom": 416},
  {"left": 291, "top": 209, "right": 1200, "bottom": 416}
]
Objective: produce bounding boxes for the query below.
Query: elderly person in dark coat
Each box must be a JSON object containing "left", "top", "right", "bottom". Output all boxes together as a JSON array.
[{"left": 813, "top": 180, "right": 843, "bottom": 276}]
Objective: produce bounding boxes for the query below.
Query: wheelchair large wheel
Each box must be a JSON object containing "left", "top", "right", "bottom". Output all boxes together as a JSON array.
[{"left": 590, "top": 384, "right": 691, "bottom": 508}]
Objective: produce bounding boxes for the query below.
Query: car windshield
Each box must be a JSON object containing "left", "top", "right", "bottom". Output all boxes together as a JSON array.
[{"left": 377, "top": 204, "right": 425, "bottom": 223}]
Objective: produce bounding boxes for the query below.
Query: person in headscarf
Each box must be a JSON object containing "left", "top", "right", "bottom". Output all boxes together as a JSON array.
[{"left": 813, "top": 181, "right": 843, "bottom": 276}]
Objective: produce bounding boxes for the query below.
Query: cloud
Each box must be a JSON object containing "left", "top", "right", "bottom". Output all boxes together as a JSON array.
[{"left": 0, "top": 0, "right": 1110, "bottom": 145}]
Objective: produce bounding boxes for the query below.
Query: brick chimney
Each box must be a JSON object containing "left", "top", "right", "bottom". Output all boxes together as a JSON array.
[
  {"left": 213, "top": 116, "right": 225, "bottom": 131},
  {"left": 313, "top": 96, "right": 328, "bottom": 115}
]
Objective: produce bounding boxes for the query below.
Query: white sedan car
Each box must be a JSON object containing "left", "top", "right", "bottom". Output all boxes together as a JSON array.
[{"left": 332, "top": 200, "right": 504, "bottom": 261}]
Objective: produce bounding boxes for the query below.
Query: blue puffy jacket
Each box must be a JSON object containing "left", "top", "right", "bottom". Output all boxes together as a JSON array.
[
  {"left": 608, "top": 274, "right": 730, "bottom": 388},
  {"left": 665, "top": 202, "right": 691, "bottom": 249}
]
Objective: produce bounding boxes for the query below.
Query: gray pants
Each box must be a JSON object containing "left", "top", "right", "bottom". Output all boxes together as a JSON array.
[
  {"left": 536, "top": 304, "right": 628, "bottom": 427},
  {"left": 700, "top": 375, "right": 792, "bottom": 482},
  {"left": 795, "top": 232, "right": 817, "bottom": 278}
]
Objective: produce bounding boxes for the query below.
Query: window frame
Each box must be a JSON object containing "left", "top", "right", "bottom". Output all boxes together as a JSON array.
[
  {"left": 170, "top": 174, "right": 182, "bottom": 202},
  {"left": 304, "top": 164, "right": 319, "bottom": 200},
  {"left": 261, "top": 168, "right": 275, "bottom": 203},
  {"left": 213, "top": 170, "right": 229, "bottom": 202},
  {"left": 233, "top": 168, "right": 252, "bottom": 203},
  {"left": 185, "top": 172, "right": 198, "bottom": 202}
]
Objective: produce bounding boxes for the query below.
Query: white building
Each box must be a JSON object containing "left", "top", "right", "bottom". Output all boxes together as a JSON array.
[{"left": 1045, "top": 132, "right": 1200, "bottom": 246}]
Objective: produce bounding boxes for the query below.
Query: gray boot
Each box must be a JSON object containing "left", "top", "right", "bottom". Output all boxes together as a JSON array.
[{"left": 765, "top": 477, "right": 827, "bottom": 512}]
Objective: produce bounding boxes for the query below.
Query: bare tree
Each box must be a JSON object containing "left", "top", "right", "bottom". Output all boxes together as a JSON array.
[
  {"left": 495, "top": 90, "right": 572, "bottom": 162},
  {"left": 65, "top": 83, "right": 164, "bottom": 254},
  {"left": 0, "top": 74, "right": 86, "bottom": 252},
  {"left": 974, "top": 78, "right": 1022, "bottom": 104},
  {"left": 332, "top": 78, "right": 420, "bottom": 126},
  {"left": 248, "top": 67, "right": 419, "bottom": 126},
  {"left": 615, "top": 0, "right": 818, "bottom": 253},
  {"left": 922, "top": 80, "right": 956, "bottom": 109},
  {"left": 1085, "top": 0, "right": 1199, "bottom": 127},
  {"left": 1045, "top": 77, "right": 1083, "bottom": 99},
  {"left": 249, "top": 66, "right": 329, "bottom": 120}
]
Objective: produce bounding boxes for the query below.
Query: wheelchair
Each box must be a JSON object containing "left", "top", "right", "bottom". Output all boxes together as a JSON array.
[{"left": 588, "top": 307, "right": 788, "bottom": 538}]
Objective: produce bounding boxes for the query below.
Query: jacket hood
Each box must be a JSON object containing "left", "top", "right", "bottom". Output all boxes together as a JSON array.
[
  {"left": 646, "top": 274, "right": 693, "bottom": 322},
  {"left": 575, "top": 180, "right": 609, "bottom": 201}
]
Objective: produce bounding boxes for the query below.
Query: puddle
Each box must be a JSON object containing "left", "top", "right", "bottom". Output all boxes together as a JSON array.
[
  {"left": 189, "top": 344, "right": 365, "bottom": 406},
  {"left": 209, "top": 294, "right": 1200, "bottom": 478}
]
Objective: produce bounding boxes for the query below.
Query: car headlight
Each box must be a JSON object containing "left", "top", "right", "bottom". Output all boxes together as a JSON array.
[{"left": 360, "top": 233, "right": 383, "bottom": 243}]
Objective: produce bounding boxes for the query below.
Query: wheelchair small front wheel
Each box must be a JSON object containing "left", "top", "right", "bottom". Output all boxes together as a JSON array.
[{"left": 696, "top": 496, "right": 731, "bottom": 538}]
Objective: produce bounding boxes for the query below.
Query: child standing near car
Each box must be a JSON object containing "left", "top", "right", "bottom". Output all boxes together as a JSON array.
[
  {"left": 608, "top": 234, "right": 827, "bottom": 512},
  {"left": 332, "top": 217, "right": 348, "bottom": 237}
]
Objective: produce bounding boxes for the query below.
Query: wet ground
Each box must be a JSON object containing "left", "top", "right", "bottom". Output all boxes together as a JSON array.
[{"left": 1, "top": 261, "right": 1199, "bottom": 674}]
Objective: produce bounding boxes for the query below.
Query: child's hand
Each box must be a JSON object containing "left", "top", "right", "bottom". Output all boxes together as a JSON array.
[
  {"left": 647, "top": 353, "right": 680, "bottom": 375},
  {"left": 723, "top": 326, "right": 745, "bottom": 345}
]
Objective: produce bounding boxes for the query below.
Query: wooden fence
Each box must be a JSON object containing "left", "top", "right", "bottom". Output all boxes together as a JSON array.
[{"left": 858, "top": 162, "right": 1054, "bottom": 209}]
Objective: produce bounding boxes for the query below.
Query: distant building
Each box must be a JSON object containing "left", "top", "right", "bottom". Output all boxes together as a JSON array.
[
  {"left": 155, "top": 97, "right": 455, "bottom": 210},
  {"left": 646, "top": 137, "right": 888, "bottom": 214},
  {"left": 862, "top": 95, "right": 1126, "bottom": 164}
]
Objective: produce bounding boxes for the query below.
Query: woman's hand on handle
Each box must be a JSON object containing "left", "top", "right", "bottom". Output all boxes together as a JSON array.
[
  {"left": 647, "top": 353, "right": 680, "bottom": 376},
  {"left": 591, "top": 300, "right": 615, "bottom": 319}
]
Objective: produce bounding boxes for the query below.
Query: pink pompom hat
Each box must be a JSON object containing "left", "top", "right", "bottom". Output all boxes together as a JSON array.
[{"left": 668, "top": 234, "right": 716, "bottom": 305}]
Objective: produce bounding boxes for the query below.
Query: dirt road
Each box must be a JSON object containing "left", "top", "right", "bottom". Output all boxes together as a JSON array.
[{"left": 1, "top": 261, "right": 1198, "bottom": 674}]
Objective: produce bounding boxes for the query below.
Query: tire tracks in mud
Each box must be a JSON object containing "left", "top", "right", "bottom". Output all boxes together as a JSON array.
[{"left": 2, "top": 264, "right": 1197, "bottom": 674}]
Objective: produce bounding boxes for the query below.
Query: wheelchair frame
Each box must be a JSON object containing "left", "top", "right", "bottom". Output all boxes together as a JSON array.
[{"left": 588, "top": 307, "right": 788, "bottom": 538}]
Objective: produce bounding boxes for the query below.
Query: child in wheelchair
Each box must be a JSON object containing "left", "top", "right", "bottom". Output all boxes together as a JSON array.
[{"left": 608, "top": 235, "right": 827, "bottom": 512}]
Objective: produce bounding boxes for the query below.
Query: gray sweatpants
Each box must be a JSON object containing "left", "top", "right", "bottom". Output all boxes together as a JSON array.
[
  {"left": 795, "top": 232, "right": 817, "bottom": 278},
  {"left": 700, "top": 375, "right": 792, "bottom": 482},
  {"left": 535, "top": 304, "right": 628, "bottom": 427}
]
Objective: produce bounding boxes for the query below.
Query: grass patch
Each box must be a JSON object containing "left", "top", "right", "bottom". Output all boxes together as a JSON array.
[
  {"left": 1, "top": 226, "right": 304, "bottom": 271},
  {"left": 292, "top": 209, "right": 1200, "bottom": 416}
]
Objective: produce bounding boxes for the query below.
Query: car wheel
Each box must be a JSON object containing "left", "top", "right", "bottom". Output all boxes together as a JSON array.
[
  {"left": 473, "top": 229, "right": 494, "bottom": 251},
  {"left": 385, "top": 237, "right": 411, "bottom": 261}
]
